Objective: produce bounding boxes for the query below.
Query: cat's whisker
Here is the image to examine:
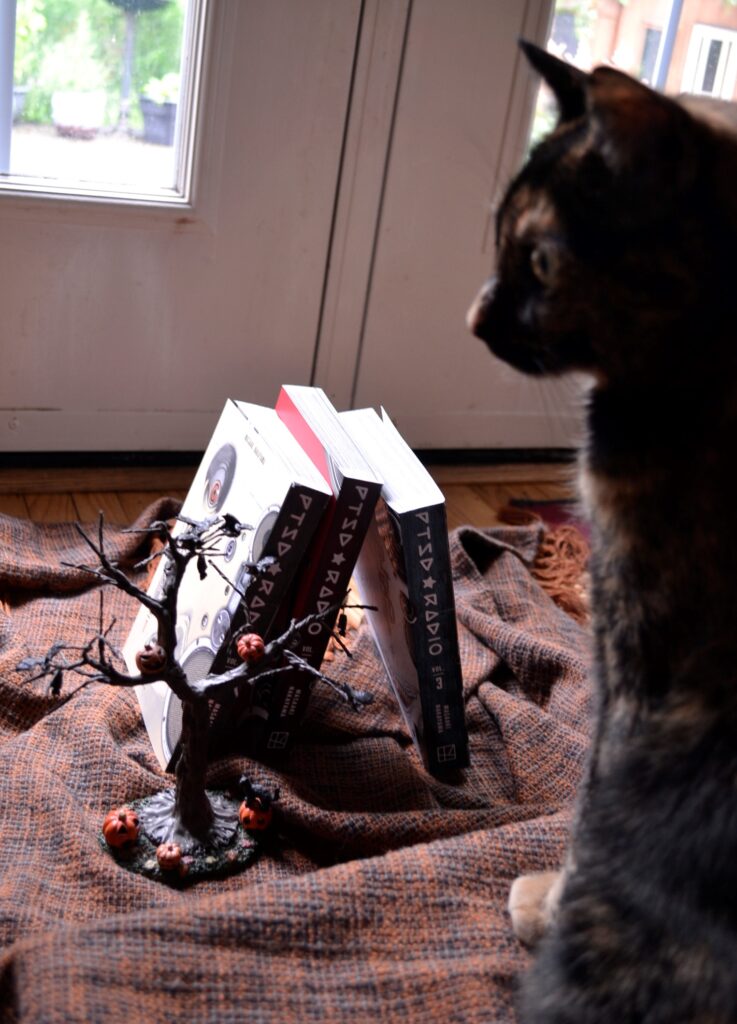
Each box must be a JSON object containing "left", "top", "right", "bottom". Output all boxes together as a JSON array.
[{"left": 532, "top": 377, "right": 569, "bottom": 444}]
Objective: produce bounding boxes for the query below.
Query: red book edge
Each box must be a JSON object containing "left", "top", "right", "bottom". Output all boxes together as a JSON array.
[
  {"left": 275, "top": 388, "right": 331, "bottom": 485},
  {"left": 275, "top": 386, "right": 339, "bottom": 619}
]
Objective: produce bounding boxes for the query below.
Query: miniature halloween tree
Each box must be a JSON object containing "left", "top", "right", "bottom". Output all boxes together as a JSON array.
[{"left": 18, "top": 512, "right": 371, "bottom": 876}]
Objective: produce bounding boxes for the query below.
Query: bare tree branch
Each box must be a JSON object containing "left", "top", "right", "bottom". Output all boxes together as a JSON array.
[{"left": 16, "top": 510, "right": 375, "bottom": 851}]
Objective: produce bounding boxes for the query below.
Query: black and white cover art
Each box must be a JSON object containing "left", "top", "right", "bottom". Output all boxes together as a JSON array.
[
  {"left": 352, "top": 498, "right": 425, "bottom": 747},
  {"left": 123, "top": 400, "right": 329, "bottom": 769}
]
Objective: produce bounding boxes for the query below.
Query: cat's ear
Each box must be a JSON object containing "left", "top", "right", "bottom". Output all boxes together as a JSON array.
[
  {"left": 586, "top": 67, "right": 697, "bottom": 187},
  {"left": 519, "top": 40, "right": 587, "bottom": 122}
]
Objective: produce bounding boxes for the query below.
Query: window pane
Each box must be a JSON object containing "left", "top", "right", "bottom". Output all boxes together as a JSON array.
[
  {"left": 640, "top": 27, "right": 662, "bottom": 84},
  {"left": 702, "top": 38, "right": 722, "bottom": 93},
  {"left": 7, "top": 0, "right": 197, "bottom": 198}
]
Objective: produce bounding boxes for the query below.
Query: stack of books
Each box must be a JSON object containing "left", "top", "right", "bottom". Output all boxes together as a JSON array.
[{"left": 123, "top": 386, "right": 469, "bottom": 777}]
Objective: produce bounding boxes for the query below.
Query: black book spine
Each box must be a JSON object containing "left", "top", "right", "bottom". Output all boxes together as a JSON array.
[
  {"left": 206, "top": 483, "right": 329, "bottom": 742},
  {"left": 399, "top": 504, "right": 469, "bottom": 774},
  {"left": 260, "top": 477, "right": 382, "bottom": 757},
  {"left": 240, "top": 485, "right": 329, "bottom": 643}
]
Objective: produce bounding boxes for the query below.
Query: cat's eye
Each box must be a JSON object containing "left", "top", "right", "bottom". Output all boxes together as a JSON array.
[{"left": 530, "top": 244, "right": 556, "bottom": 286}]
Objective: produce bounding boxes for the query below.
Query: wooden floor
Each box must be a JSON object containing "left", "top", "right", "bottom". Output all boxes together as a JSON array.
[{"left": 0, "top": 461, "right": 576, "bottom": 529}]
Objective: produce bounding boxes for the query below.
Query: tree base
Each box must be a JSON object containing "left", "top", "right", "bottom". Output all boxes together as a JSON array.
[
  {"left": 101, "top": 790, "right": 261, "bottom": 886},
  {"left": 140, "top": 788, "right": 239, "bottom": 851}
]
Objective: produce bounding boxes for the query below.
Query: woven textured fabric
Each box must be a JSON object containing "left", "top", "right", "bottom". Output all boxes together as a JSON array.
[{"left": 0, "top": 504, "right": 592, "bottom": 1024}]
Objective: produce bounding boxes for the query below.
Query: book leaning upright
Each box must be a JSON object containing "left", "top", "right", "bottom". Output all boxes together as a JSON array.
[
  {"left": 340, "top": 407, "right": 469, "bottom": 776},
  {"left": 258, "top": 385, "right": 383, "bottom": 756},
  {"left": 122, "top": 398, "right": 331, "bottom": 770}
]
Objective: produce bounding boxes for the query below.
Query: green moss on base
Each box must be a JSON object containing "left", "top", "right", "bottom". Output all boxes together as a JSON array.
[{"left": 100, "top": 790, "right": 262, "bottom": 885}]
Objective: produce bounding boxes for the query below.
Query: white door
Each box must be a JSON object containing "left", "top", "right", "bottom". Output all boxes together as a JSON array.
[
  {"left": 0, "top": 0, "right": 362, "bottom": 451},
  {"left": 316, "top": 0, "right": 579, "bottom": 450},
  {"left": 2, "top": 0, "right": 574, "bottom": 454}
]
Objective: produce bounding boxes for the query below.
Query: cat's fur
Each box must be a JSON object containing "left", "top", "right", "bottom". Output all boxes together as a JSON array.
[{"left": 468, "top": 43, "right": 737, "bottom": 1023}]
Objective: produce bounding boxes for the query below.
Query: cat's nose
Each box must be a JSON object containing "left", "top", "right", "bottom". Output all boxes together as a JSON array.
[{"left": 466, "top": 277, "right": 498, "bottom": 336}]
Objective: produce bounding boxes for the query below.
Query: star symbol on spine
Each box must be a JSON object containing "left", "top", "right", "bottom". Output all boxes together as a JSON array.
[
  {"left": 331, "top": 552, "right": 346, "bottom": 566},
  {"left": 267, "top": 562, "right": 283, "bottom": 576},
  {"left": 422, "top": 575, "right": 436, "bottom": 589}
]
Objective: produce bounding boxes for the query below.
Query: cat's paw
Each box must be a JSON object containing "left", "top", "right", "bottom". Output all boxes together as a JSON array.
[{"left": 508, "top": 870, "right": 564, "bottom": 946}]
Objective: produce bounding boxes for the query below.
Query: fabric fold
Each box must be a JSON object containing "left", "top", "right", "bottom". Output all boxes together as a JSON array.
[{"left": 0, "top": 506, "right": 592, "bottom": 1024}]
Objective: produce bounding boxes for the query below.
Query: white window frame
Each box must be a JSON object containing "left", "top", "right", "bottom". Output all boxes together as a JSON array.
[
  {"left": 0, "top": 0, "right": 209, "bottom": 208},
  {"left": 681, "top": 23, "right": 737, "bottom": 100}
]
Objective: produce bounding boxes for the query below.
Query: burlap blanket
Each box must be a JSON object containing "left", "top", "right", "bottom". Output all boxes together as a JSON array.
[{"left": 0, "top": 501, "right": 591, "bottom": 1024}]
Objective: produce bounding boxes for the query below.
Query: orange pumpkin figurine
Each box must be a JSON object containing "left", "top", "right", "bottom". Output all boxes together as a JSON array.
[
  {"left": 156, "top": 842, "right": 182, "bottom": 872},
  {"left": 135, "top": 642, "right": 167, "bottom": 676},
  {"left": 236, "top": 633, "right": 265, "bottom": 664},
  {"left": 239, "top": 798, "right": 273, "bottom": 832},
  {"left": 102, "top": 807, "right": 140, "bottom": 848},
  {"left": 238, "top": 775, "right": 279, "bottom": 832}
]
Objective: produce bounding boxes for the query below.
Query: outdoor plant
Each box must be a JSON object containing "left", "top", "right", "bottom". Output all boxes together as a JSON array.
[
  {"left": 13, "top": 0, "right": 184, "bottom": 131},
  {"left": 39, "top": 12, "right": 108, "bottom": 94},
  {"left": 142, "top": 71, "right": 180, "bottom": 105}
]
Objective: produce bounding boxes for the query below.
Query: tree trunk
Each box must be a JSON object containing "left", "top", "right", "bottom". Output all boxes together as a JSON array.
[
  {"left": 119, "top": 10, "right": 137, "bottom": 130},
  {"left": 174, "top": 696, "right": 213, "bottom": 840}
]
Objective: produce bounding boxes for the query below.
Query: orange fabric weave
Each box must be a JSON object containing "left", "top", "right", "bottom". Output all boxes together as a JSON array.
[{"left": 0, "top": 503, "right": 592, "bottom": 1024}]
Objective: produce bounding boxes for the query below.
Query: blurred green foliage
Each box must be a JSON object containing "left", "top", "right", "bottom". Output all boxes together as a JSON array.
[{"left": 13, "top": 0, "right": 185, "bottom": 129}]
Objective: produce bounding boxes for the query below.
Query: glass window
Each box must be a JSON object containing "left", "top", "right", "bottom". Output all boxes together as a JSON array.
[
  {"left": 530, "top": 1, "right": 737, "bottom": 145},
  {"left": 681, "top": 24, "right": 737, "bottom": 99},
  {"left": 640, "top": 26, "right": 662, "bottom": 84},
  {"left": 1, "top": 0, "right": 206, "bottom": 203}
]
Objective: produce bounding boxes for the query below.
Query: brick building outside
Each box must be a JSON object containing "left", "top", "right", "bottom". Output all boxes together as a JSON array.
[{"left": 552, "top": 0, "right": 737, "bottom": 99}]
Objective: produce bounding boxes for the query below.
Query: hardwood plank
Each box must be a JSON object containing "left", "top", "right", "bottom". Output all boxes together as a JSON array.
[
  {"left": 442, "top": 484, "right": 499, "bottom": 531},
  {"left": 0, "top": 494, "right": 29, "bottom": 518},
  {"left": 530, "top": 481, "right": 579, "bottom": 501},
  {"left": 3, "top": 465, "right": 573, "bottom": 526},
  {"left": 428, "top": 462, "right": 575, "bottom": 486},
  {"left": 473, "top": 481, "right": 575, "bottom": 507},
  {"left": 72, "top": 492, "right": 128, "bottom": 525},
  {"left": 469, "top": 482, "right": 514, "bottom": 511},
  {"left": 25, "top": 493, "right": 77, "bottom": 523},
  {"left": 468, "top": 483, "right": 514, "bottom": 514},
  {"left": 117, "top": 492, "right": 168, "bottom": 524},
  {"left": 0, "top": 461, "right": 572, "bottom": 494},
  {"left": 117, "top": 490, "right": 188, "bottom": 525}
]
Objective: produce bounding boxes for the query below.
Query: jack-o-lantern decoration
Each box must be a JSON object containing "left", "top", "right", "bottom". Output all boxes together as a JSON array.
[
  {"left": 238, "top": 775, "right": 279, "bottom": 832},
  {"left": 102, "top": 807, "right": 140, "bottom": 848},
  {"left": 135, "top": 642, "right": 167, "bottom": 676},
  {"left": 156, "top": 842, "right": 182, "bottom": 872},
  {"left": 236, "top": 633, "right": 265, "bottom": 664},
  {"left": 238, "top": 774, "right": 278, "bottom": 831},
  {"left": 239, "top": 797, "right": 272, "bottom": 832}
]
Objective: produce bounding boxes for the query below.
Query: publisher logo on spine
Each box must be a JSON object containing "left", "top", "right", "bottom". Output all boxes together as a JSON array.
[{"left": 436, "top": 744, "right": 457, "bottom": 764}]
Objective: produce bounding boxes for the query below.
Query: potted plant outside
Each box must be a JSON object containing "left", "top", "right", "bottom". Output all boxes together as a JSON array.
[{"left": 140, "top": 72, "right": 179, "bottom": 145}]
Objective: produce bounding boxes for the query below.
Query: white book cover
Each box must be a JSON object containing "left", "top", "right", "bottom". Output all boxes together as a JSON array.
[{"left": 122, "top": 399, "right": 329, "bottom": 768}]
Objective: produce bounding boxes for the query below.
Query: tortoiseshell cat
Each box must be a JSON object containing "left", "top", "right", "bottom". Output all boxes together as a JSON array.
[{"left": 468, "top": 42, "right": 737, "bottom": 1023}]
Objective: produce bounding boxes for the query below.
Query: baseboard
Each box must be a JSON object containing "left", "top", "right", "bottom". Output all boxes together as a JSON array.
[
  {"left": 0, "top": 451, "right": 201, "bottom": 470},
  {"left": 416, "top": 448, "right": 576, "bottom": 466}
]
